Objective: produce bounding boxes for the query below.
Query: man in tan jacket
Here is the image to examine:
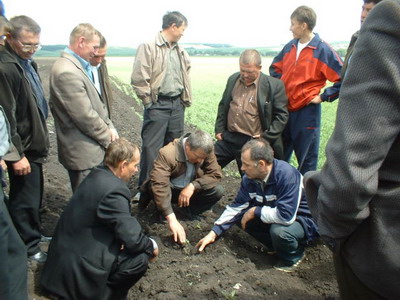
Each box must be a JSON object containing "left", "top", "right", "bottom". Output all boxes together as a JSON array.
[
  {"left": 139, "top": 130, "right": 223, "bottom": 244},
  {"left": 131, "top": 11, "right": 192, "bottom": 193},
  {"left": 50, "top": 23, "right": 118, "bottom": 192}
]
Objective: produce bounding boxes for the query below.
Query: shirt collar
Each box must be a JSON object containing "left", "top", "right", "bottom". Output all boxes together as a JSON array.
[{"left": 64, "top": 47, "right": 91, "bottom": 71}]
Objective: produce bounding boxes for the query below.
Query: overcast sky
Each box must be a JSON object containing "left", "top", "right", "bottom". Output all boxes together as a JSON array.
[{"left": 5, "top": 0, "right": 363, "bottom": 47}]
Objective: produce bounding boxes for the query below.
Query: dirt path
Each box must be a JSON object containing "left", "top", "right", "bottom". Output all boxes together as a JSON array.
[{"left": 29, "top": 57, "right": 339, "bottom": 300}]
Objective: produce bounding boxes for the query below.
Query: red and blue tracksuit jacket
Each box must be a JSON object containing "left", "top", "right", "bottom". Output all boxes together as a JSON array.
[
  {"left": 269, "top": 33, "right": 342, "bottom": 112},
  {"left": 212, "top": 159, "right": 319, "bottom": 243}
]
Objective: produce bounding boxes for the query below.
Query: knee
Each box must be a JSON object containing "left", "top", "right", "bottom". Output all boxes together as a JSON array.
[{"left": 213, "top": 185, "right": 224, "bottom": 200}]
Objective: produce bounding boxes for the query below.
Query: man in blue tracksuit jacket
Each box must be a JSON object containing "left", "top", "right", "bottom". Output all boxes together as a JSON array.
[{"left": 197, "top": 138, "right": 318, "bottom": 272}]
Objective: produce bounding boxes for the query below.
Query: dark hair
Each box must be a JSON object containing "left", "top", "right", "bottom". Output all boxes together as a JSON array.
[
  {"left": 241, "top": 138, "right": 274, "bottom": 164},
  {"left": 291, "top": 6, "right": 317, "bottom": 31},
  {"left": 186, "top": 130, "right": 214, "bottom": 155},
  {"left": 104, "top": 138, "right": 139, "bottom": 169},
  {"left": 9, "top": 15, "right": 41, "bottom": 38},
  {"left": 364, "top": 0, "right": 382, "bottom": 4},
  {"left": 239, "top": 49, "right": 262, "bottom": 66},
  {"left": 162, "top": 11, "right": 187, "bottom": 30},
  {"left": 98, "top": 32, "right": 107, "bottom": 48}
]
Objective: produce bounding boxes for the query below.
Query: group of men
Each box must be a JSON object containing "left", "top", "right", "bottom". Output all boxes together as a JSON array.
[{"left": 1, "top": 0, "right": 398, "bottom": 299}]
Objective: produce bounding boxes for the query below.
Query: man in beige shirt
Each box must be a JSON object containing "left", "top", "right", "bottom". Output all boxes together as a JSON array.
[
  {"left": 131, "top": 11, "right": 192, "bottom": 192},
  {"left": 214, "top": 49, "right": 288, "bottom": 175}
]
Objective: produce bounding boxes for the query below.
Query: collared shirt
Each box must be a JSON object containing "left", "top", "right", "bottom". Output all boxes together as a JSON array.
[
  {"left": 18, "top": 57, "right": 48, "bottom": 119},
  {"left": 158, "top": 34, "right": 184, "bottom": 97},
  {"left": 90, "top": 64, "right": 101, "bottom": 94},
  {"left": 64, "top": 47, "right": 94, "bottom": 83},
  {"left": 227, "top": 76, "right": 262, "bottom": 137},
  {"left": 170, "top": 138, "right": 195, "bottom": 189}
]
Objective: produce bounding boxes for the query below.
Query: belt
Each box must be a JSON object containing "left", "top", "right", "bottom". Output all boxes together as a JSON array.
[{"left": 158, "top": 95, "right": 180, "bottom": 101}]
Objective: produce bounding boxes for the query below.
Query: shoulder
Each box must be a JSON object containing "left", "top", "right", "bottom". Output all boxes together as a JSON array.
[
  {"left": 273, "top": 159, "right": 301, "bottom": 183},
  {"left": 88, "top": 167, "right": 131, "bottom": 196}
]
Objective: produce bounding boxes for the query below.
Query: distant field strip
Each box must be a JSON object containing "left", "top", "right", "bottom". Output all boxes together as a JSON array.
[{"left": 107, "top": 56, "right": 338, "bottom": 169}]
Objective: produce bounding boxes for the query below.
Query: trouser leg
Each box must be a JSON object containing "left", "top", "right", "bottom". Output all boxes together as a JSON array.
[
  {"left": 290, "top": 104, "right": 321, "bottom": 175},
  {"left": 269, "top": 222, "right": 306, "bottom": 264},
  {"left": 67, "top": 168, "right": 92, "bottom": 193},
  {"left": 214, "top": 140, "right": 236, "bottom": 169},
  {"left": 189, "top": 184, "right": 224, "bottom": 215},
  {"left": 333, "top": 252, "right": 386, "bottom": 300},
  {"left": 0, "top": 187, "right": 28, "bottom": 300},
  {"left": 138, "top": 101, "right": 172, "bottom": 186},
  {"left": 7, "top": 161, "right": 42, "bottom": 255},
  {"left": 282, "top": 120, "right": 294, "bottom": 163},
  {"left": 164, "top": 99, "right": 185, "bottom": 145},
  {"left": 215, "top": 131, "right": 250, "bottom": 175},
  {"left": 105, "top": 252, "right": 149, "bottom": 300}
]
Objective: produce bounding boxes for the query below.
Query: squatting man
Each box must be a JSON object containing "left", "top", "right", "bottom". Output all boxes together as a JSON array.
[{"left": 196, "top": 138, "right": 318, "bottom": 272}]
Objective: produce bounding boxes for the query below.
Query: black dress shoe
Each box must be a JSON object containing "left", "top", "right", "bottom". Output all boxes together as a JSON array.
[{"left": 29, "top": 251, "right": 47, "bottom": 263}]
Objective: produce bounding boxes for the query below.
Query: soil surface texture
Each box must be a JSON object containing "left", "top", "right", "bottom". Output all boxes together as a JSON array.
[{"left": 27, "top": 57, "right": 339, "bottom": 300}]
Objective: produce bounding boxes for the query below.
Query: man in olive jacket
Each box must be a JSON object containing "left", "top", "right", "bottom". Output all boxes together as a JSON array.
[
  {"left": 215, "top": 49, "right": 288, "bottom": 174},
  {"left": 140, "top": 130, "right": 223, "bottom": 245}
]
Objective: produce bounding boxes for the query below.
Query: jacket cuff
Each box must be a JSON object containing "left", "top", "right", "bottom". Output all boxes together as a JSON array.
[
  {"left": 254, "top": 206, "right": 263, "bottom": 219},
  {"left": 211, "top": 225, "right": 223, "bottom": 236}
]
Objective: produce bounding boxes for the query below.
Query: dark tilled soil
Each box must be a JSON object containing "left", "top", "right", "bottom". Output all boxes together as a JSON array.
[{"left": 29, "top": 57, "right": 339, "bottom": 300}]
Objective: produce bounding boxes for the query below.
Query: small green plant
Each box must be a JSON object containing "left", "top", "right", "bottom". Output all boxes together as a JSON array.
[{"left": 222, "top": 289, "right": 237, "bottom": 300}]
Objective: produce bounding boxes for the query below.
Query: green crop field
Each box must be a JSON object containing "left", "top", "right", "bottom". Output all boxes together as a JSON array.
[{"left": 106, "top": 56, "right": 338, "bottom": 170}]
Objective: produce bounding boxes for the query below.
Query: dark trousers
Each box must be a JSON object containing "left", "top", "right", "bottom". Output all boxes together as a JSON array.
[
  {"left": 7, "top": 161, "right": 43, "bottom": 255},
  {"left": 283, "top": 104, "right": 321, "bottom": 175},
  {"left": 138, "top": 98, "right": 185, "bottom": 186},
  {"left": 68, "top": 168, "right": 92, "bottom": 193},
  {"left": 0, "top": 187, "right": 28, "bottom": 300},
  {"left": 245, "top": 218, "right": 306, "bottom": 264},
  {"left": 333, "top": 252, "right": 386, "bottom": 300},
  {"left": 214, "top": 131, "right": 252, "bottom": 175},
  {"left": 171, "top": 184, "right": 224, "bottom": 218},
  {"left": 104, "top": 252, "right": 149, "bottom": 300}
]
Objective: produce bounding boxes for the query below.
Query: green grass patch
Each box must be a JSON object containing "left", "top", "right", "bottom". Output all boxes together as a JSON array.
[{"left": 107, "top": 56, "right": 338, "bottom": 170}]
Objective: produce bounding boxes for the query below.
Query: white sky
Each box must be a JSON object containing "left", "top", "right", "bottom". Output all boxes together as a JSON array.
[{"left": 4, "top": 0, "right": 362, "bottom": 47}]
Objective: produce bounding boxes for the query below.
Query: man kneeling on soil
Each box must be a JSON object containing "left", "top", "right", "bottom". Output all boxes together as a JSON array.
[
  {"left": 196, "top": 138, "right": 318, "bottom": 272},
  {"left": 139, "top": 130, "right": 224, "bottom": 244},
  {"left": 40, "top": 139, "right": 158, "bottom": 300}
]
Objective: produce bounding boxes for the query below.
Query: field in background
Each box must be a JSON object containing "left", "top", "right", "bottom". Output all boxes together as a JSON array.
[{"left": 106, "top": 56, "right": 338, "bottom": 170}]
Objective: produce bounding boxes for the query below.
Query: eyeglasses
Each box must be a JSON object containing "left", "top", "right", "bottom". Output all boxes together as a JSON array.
[{"left": 16, "top": 39, "right": 42, "bottom": 52}]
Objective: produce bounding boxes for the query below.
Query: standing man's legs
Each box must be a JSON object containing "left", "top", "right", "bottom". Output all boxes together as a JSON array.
[
  {"left": 214, "top": 131, "right": 250, "bottom": 175},
  {"left": 6, "top": 161, "right": 43, "bottom": 257},
  {"left": 333, "top": 252, "right": 386, "bottom": 300},
  {"left": 0, "top": 186, "right": 28, "bottom": 300},
  {"left": 289, "top": 104, "right": 321, "bottom": 175},
  {"left": 138, "top": 100, "right": 178, "bottom": 187},
  {"left": 164, "top": 98, "right": 185, "bottom": 146},
  {"left": 68, "top": 168, "right": 92, "bottom": 193}
]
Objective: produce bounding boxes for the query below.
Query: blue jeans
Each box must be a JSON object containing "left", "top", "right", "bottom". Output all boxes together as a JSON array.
[{"left": 244, "top": 218, "right": 306, "bottom": 264}]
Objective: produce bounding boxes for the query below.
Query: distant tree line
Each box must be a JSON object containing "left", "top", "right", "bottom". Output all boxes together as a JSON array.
[{"left": 37, "top": 44, "right": 348, "bottom": 58}]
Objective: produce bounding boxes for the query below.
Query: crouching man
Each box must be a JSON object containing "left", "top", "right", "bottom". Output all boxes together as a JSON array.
[
  {"left": 196, "top": 138, "right": 318, "bottom": 272},
  {"left": 139, "top": 130, "right": 224, "bottom": 244},
  {"left": 40, "top": 138, "right": 158, "bottom": 300}
]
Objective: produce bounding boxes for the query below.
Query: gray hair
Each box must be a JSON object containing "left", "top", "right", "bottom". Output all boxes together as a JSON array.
[
  {"left": 241, "top": 138, "right": 274, "bottom": 164},
  {"left": 9, "top": 15, "right": 41, "bottom": 38},
  {"left": 186, "top": 130, "right": 214, "bottom": 154},
  {"left": 69, "top": 23, "right": 99, "bottom": 45},
  {"left": 239, "top": 49, "right": 262, "bottom": 66}
]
